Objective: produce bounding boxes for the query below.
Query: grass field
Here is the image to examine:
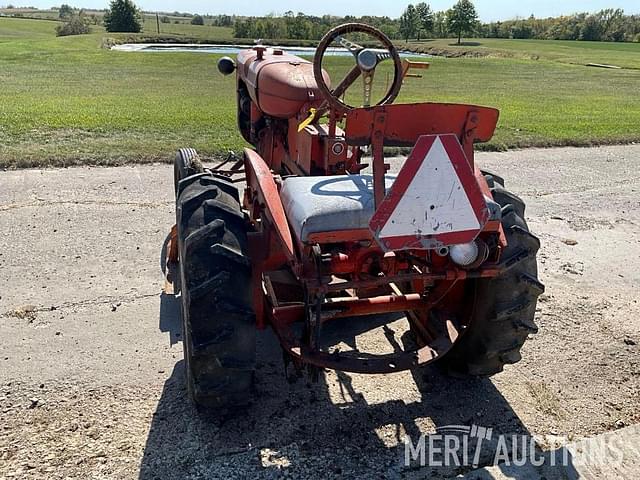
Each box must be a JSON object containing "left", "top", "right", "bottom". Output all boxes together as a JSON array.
[
  {"left": 140, "top": 17, "right": 235, "bottom": 40},
  {"left": 1, "top": 16, "right": 639, "bottom": 168},
  {"left": 406, "top": 37, "right": 640, "bottom": 69}
]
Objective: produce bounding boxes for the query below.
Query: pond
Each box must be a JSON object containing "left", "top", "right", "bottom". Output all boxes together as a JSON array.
[{"left": 111, "top": 43, "right": 432, "bottom": 58}]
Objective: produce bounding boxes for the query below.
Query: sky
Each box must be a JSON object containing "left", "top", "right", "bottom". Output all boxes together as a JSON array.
[{"left": 6, "top": 0, "right": 638, "bottom": 21}]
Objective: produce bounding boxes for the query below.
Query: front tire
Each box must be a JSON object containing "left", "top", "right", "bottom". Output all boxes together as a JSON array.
[
  {"left": 176, "top": 170, "right": 255, "bottom": 409},
  {"left": 174, "top": 148, "right": 204, "bottom": 194}
]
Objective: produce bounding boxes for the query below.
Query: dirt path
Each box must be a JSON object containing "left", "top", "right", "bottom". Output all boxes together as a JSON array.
[{"left": 1, "top": 145, "right": 639, "bottom": 479}]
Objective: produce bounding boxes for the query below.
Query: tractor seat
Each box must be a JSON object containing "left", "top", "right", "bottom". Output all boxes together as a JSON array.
[{"left": 280, "top": 174, "right": 397, "bottom": 242}]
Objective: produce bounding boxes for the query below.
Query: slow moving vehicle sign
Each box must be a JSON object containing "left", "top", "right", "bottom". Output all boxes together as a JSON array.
[{"left": 369, "top": 134, "right": 490, "bottom": 251}]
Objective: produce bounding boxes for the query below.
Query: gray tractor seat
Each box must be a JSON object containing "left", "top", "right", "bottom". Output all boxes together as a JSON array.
[{"left": 280, "top": 174, "right": 397, "bottom": 242}]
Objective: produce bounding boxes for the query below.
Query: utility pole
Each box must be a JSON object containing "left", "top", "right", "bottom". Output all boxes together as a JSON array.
[{"left": 156, "top": 12, "right": 160, "bottom": 34}]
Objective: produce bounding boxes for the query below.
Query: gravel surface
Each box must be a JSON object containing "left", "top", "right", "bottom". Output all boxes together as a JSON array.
[{"left": 1, "top": 144, "right": 639, "bottom": 479}]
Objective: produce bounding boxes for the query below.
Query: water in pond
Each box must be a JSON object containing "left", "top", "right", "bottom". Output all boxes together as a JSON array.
[{"left": 111, "top": 43, "right": 431, "bottom": 58}]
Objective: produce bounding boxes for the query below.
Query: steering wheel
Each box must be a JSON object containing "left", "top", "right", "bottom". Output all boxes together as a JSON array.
[{"left": 313, "top": 23, "right": 403, "bottom": 112}]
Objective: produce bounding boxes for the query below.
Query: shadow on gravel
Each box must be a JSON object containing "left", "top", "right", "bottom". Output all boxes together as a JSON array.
[
  {"left": 140, "top": 308, "right": 579, "bottom": 479},
  {"left": 158, "top": 293, "right": 181, "bottom": 346},
  {"left": 158, "top": 231, "right": 181, "bottom": 346},
  {"left": 146, "top": 243, "right": 577, "bottom": 478}
]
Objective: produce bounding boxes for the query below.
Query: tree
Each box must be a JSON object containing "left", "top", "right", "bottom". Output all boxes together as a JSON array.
[
  {"left": 284, "top": 12, "right": 311, "bottom": 39},
  {"left": 415, "top": 2, "right": 434, "bottom": 40},
  {"left": 511, "top": 20, "right": 533, "bottom": 39},
  {"left": 432, "top": 10, "right": 447, "bottom": 38},
  {"left": 190, "top": 14, "right": 204, "bottom": 25},
  {"left": 103, "top": 0, "right": 142, "bottom": 33},
  {"left": 446, "top": 0, "right": 478, "bottom": 44},
  {"left": 58, "top": 4, "right": 73, "bottom": 19},
  {"left": 399, "top": 4, "right": 419, "bottom": 42},
  {"left": 233, "top": 18, "right": 252, "bottom": 38},
  {"left": 262, "top": 17, "right": 286, "bottom": 39},
  {"left": 56, "top": 15, "right": 90, "bottom": 36},
  {"left": 212, "top": 14, "right": 233, "bottom": 27},
  {"left": 596, "top": 8, "right": 624, "bottom": 41},
  {"left": 579, "top": 15, "right": 602, "bottom": 41}
]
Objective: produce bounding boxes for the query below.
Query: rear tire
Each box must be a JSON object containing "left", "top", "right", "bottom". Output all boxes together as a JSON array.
[
  {"left": 176, "top": 171, "right": 255, "bottom": 409},
  {"left": 442, "top": 174, "right": 544, "bottom": 376}
]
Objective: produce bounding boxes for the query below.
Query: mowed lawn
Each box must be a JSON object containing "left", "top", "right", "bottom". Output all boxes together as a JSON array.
[
  {"left": 1, "top": 17, "right": 639, "bottom": 167},
  {"left": 407, "top": 37, "right": 640, "bottom": 69},
  {"left": 140, "top": 17, "right": 235, "bottom": 40}
]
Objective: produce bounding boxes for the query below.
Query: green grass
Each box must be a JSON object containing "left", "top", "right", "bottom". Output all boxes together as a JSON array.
[
  {"left": 0, "top": 15, "right": 62, "bottom": 39},
  {"left": 406, "top": 37, "right": 640, "bottom": 69},
  {"left": 1, "top": 17, "right": 639, "bottom": 168},
  {"left": 140, "top": 17, "right": 234, "bottom": 40}
]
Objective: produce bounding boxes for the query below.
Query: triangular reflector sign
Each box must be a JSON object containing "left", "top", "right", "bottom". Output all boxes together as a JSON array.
[{"left": 369, "top": 134, "right": 489, "bottom": 251}]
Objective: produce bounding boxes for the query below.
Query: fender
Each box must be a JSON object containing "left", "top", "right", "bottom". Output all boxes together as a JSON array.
[{"left": 243, "top": 148, "right": 295, "bottom": 263}]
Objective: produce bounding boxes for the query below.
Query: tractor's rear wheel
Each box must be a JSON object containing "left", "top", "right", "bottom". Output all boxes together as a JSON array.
[
  {"left": 176, "top": 169, "right": 255, "bottom": 409},
  {"left": 441, "top": 174, "right": 544, "bottom": 376}
]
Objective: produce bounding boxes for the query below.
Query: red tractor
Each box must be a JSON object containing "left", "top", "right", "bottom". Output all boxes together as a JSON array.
[{"left": 167, "top": 24, "right": 543, "bottom": 408}]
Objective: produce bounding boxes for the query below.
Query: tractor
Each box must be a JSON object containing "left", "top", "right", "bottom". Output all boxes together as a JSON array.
[{"left": 166, "top": 24, "right": 544, "bottom": 408}]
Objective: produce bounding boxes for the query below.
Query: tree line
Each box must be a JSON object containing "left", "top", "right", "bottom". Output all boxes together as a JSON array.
[
  {"left": 46, "top": 0, "right": 640, "bottom": 43},
  {"left": 232, "top": 11, "right": 402, "bottom": 42},
  {"left": 481, "top": 9, "right": 639, "bottom": 42},
  {"left": 229, "top": 1, "right": 640, "bottom": 43}
]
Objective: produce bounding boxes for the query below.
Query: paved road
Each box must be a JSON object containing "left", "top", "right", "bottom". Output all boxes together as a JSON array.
[{"left": 1, "top": 145, "right": 639, "bottom": 479}]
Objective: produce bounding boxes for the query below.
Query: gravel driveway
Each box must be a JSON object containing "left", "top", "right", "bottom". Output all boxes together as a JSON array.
[{"left": 1, "top": 144, "right": 639, "bottom": 479}]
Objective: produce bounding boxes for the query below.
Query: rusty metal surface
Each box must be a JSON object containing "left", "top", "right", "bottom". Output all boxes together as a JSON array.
[
  {"left": 162, "top": 225, "right": 179, "bottom": 295},
  {"left": 304, "top": 267, "right": 501, "bottom": 294},
  {"left": 272, "top": 293, "right": 425, "bottom": 323},
  {"left": 243, "top": 148, "right": 295, "bottom": 261},
  {"left": 235, "top": 47, "right": 330, "bottom": 118},
  {"left": 224, "top": 24, "right": 509, "bottom": 377},
  {"left": 269, "top": 300, "right": 461, "bottom": 374},
  {"left": 402, "top": 59, "right": 430, "bottom": 79},
  {"left": 371, "top": 109, "right": 387, "bottom": 208},
  {"left": 306, "top": 228, "right": 372, "bottom": 244},
  {"left": 344, "top": 103, "right": 499, "bottom": 147}
]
